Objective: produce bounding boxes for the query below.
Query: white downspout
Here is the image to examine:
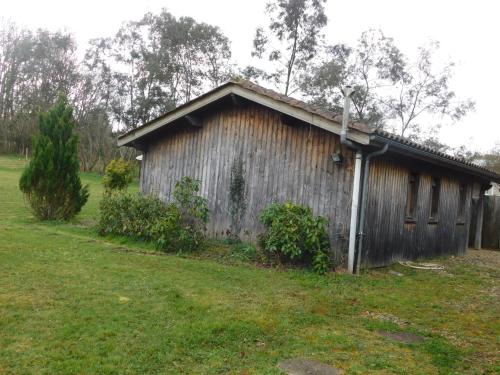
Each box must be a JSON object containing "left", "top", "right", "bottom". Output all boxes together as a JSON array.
[
  {"left": 340, "top": 86, "right": 362, "bottom": 274},
  {"left": 348, "top": 151, "right": 362, "bottom": 273}
]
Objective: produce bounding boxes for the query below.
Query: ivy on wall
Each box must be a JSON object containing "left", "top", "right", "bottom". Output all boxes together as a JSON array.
[{"left": 229, "top": 154, "right": 247, "bottom": 238}]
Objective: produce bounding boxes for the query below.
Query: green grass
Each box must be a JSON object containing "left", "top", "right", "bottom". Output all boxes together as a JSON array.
[{"left": 0, "top": 154, "right": 498, "bottom": 374}]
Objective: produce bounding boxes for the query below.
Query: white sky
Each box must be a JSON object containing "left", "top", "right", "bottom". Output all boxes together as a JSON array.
[{"left": 2, "top": 0, "right": 499, "bottom": 151}]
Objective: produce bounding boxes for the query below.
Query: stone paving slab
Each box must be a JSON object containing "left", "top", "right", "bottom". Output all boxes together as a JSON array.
[{"left": 278, "top": 358, "right": 343, "bottom": 375}]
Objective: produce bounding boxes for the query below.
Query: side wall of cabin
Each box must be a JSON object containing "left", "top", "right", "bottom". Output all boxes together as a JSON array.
[
  {"left": 363, "top": 155, "right": 474, "bottom": 267},
  {"left": 140, "top": 103, "right": 355, "bottom": 263}
]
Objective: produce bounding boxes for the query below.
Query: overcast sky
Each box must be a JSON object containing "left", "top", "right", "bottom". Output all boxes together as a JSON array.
[{"left": 3, "top": 0, "right": 499, "bottom": 151}]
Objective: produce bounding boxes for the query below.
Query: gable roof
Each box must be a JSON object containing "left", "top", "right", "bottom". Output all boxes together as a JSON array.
[
  {"left": 117, "top": 79, "right": 371, "bottom": 147},
  {"left": 118, "top": 79, "right": 500, "bottom": 183}
]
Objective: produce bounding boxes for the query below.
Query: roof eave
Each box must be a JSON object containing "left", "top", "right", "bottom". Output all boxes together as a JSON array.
[
  {"left": 117, "top": 84, "right": 234, "bottom": 147},
  {"left": 371, "top": 134, "right": 500, "bottom": 183},
  {"left": 117, "top": 82, "right": 371, "bottom": 147}
]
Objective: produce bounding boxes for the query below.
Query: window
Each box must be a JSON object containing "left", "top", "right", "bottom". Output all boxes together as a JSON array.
[
  {"left": 457, "top": 183, "right": 467, "bottom": 224},
  {"left": 405, "top": 172, "right": 419, "bottom": 222},
  {"left": 429, "top": 177, "right": 441, "bottom": 223}
]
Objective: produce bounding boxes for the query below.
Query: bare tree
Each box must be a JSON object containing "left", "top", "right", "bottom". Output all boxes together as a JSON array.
[
  {"left": 385, "top": 41, "right": 475, "bottom": 137},
  {"left": 301, "top": 30, "right": 405, "bottom": 129},
  {"left": 302, "top": 30, "right": 474, "bottom": 140},
  {"left": 252, "top": 0, "right": 327, "bottom": 95}
]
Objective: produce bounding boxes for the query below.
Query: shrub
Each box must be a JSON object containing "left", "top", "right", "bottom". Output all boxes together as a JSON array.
[
  {"left": 173, "top": 176, "right": 209, "bottom": 225},
  {"left": 98, "top": 176, "right": 209, "bottom": 253},
  {"left": 259, "top": 201, "right": 331, "bottom": 274},
  {"left": 19, "top": 95, "right": 89, "bottom": 220},
  {"left": 153, "top": 212, "right": 206, "bottom": 253},
  {"left": 103, "top": 158, "right": 134, "bottom": 192},
  {"left": 98, "top": 193, "right": 167, "bottom": 240},
  {"left": 166, "top": 176, "right": 209, "bottom": 252}
]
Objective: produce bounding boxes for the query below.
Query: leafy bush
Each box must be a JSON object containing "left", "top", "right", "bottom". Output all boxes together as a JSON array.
[
  {"left": 103, "top": 158, "right": 134, "bottom": 192},
  {"left": 19, "top": 95, "right": 89, "bottom": 220},
  {"left": 98, "top": 193, "right": 167, "bottom": 240},
  {"left": 160, "top": 176, "right": 209, "bottom": 252},
  {"left": 259, "top": 201, "right": 331, "bottom": 274},
  {"left": 98, "top": 176, "right": 209, "bottom": 253},
  {"left": 173, "top": 177, "right": 209, "bottom": 225}
]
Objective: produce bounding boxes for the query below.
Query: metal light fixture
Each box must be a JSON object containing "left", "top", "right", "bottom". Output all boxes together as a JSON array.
[{"left": 331, "top": 152, "right": 343, "bottom": 164}]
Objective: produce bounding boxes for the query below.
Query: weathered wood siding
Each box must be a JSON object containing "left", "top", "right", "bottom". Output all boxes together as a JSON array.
[
  {"left": 482, "top": 196, "right": 500, "bottom": 249},
  {"left": 141, "top": 103, "right": 355, "bottom": 262},
  {"left": 363, "top": 156, "right": 474, "bottom": 266}
]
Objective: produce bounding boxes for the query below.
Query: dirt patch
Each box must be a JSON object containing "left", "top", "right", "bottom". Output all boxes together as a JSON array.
[
  {"left": 459, "top": 249, "right": 500, "bottom": 270},
  {"left": 278, "top": 358, "right": 343, "bottom": 375},
  {"left": 378, "top": 331, "right": 425, "bottom": 344}
]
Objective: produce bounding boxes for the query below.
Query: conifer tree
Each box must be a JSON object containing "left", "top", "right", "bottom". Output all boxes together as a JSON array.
[{"left": 19, "top": 95, "right": 89, "bottom": 220}]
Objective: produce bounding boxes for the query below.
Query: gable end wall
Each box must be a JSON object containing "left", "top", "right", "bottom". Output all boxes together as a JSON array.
[{"left": 140, "top": 103, "right": 355, "bottom": 263}]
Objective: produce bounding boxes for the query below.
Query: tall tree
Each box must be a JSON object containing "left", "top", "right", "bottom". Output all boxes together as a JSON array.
[
  {"left": 301, "top": 30, "right": 406, "bottom": 130},
  {"left": 302, "top": 30, "right": 474, "bottom": 140},
  {"left": 108, "top": 9, "right": 233, "bottom": 130},
  {"left": 251, "top": 0, "right": 327, "bottom": 95},
  {"left": 0, "top": 13, "right": 233, "bottom": 167},
  {"left": 384, "top": 41, "right": 475, "bottom": 138},
  {"left": 73, "top": 38, "right": 119, "bottom": 171}
]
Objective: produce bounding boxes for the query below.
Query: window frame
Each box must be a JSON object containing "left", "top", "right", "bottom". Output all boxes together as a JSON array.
[
  {"left": 428, "top": 176, "right": 441, "bottom": 224},
  {"left": 405, "top": 172, "right": 420, "bottom": 223}
]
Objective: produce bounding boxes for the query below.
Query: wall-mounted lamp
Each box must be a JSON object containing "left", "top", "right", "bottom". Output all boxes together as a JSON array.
[{"left": 331, "top": 152, "right": 343, "bottom": 164}]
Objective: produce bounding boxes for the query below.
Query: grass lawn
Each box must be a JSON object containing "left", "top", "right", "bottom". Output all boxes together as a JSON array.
[{"left": 0, "top": 154, "right": 498, "bottom": 374}]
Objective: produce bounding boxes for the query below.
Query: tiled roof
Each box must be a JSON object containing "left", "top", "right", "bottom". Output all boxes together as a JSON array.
[
  {"left": 373, "top": 129, "right": 500, "bottom": 181},
  {"left": 231, "top": 79, "right": 372, "bottom": 133}
]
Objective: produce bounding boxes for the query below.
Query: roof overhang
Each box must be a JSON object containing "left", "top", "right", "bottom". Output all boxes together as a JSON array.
[
  {"left": 371, "top": 134, "right": 500, "bottom": 183},
  {"left": 117, "top": 82, "right": 371, "bottom": 147}
]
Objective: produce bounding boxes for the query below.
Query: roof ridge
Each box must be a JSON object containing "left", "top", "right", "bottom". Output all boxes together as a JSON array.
[{"left": 229, "top": 79, "right": 372, "bottom": 133}]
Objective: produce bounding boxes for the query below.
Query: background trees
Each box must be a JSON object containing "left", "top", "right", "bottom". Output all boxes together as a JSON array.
[
  {"left": 0, "top": 9, "right": 233, "bottom": 169},
  {"left": 0, "top": 4, "right": 491, "bottom": 169},
  {"left": 301, "top": 30, "right": 475, "bottom": 141},
  {"left": 0, "top": 22, "right": 79, "bottom": 154},
  {"left": 106, "top": 10, "right": 233, "bottom": 131}
]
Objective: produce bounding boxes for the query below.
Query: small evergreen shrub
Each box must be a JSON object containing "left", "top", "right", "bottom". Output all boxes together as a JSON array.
[
  {"left": 103, "top": 158, "right": 134, "bottom": 192},
  {"left": 98, "top": 176, "right": 209, "bottom": 253},
  {"left": 19, "top": 95, "right": 89, "bottom": 220},
  {"left": 259, "top": 201, "right": 331, "bottom": 274}
]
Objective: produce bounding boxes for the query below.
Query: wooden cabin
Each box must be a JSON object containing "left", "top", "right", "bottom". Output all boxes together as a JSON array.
[{"left": 118, "top": 80, "right": 500, "bottom": 270}]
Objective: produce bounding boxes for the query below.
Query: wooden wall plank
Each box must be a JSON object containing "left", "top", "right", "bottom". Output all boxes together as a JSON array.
[{"left": 364, "top": 156, "right": 475, "bottom": 266}]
